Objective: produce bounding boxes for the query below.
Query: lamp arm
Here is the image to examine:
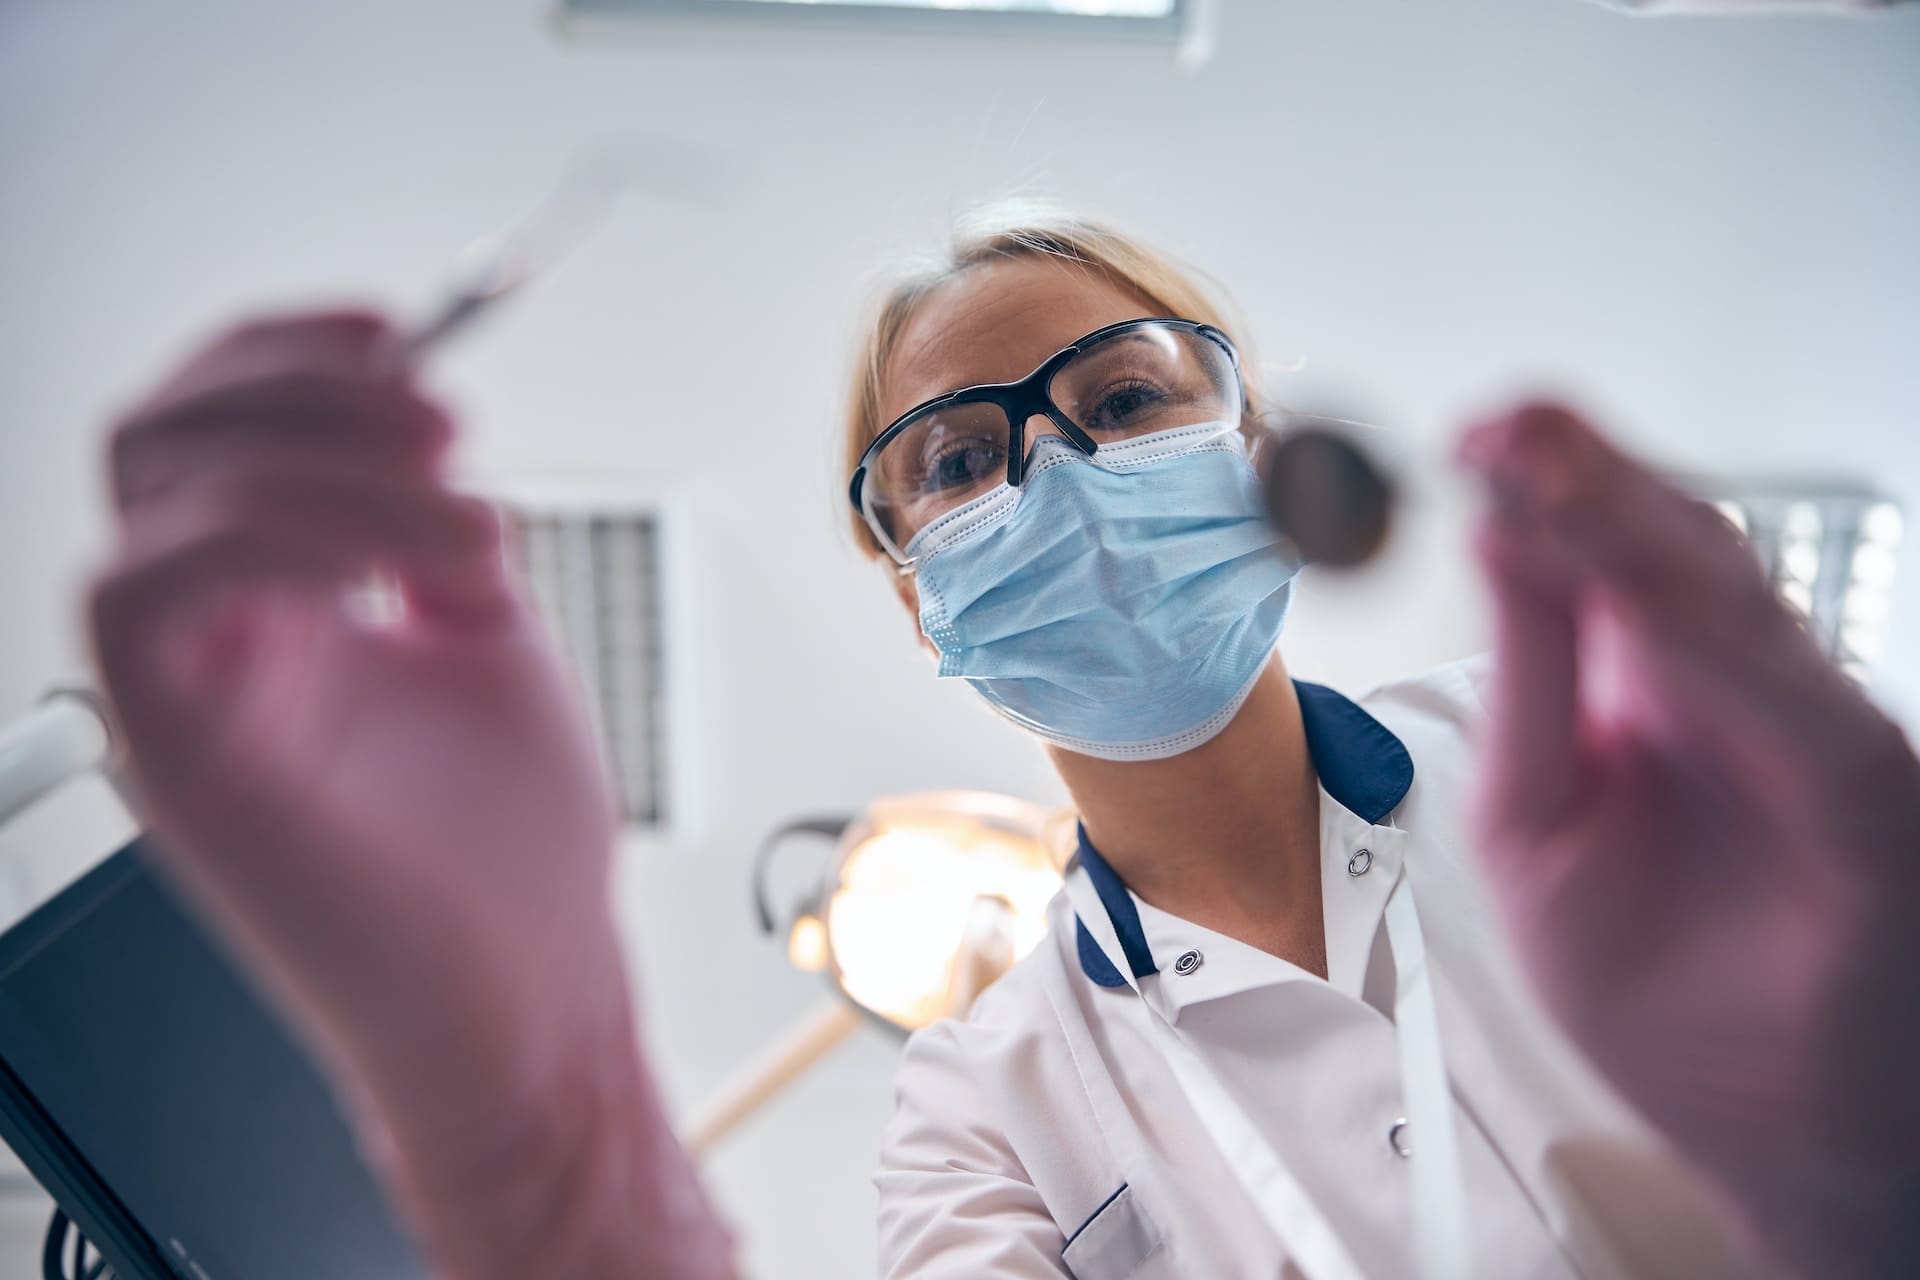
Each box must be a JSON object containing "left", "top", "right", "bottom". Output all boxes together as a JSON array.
[{"left": 680, "top": 998, "right": 864, "bottom": 1156}]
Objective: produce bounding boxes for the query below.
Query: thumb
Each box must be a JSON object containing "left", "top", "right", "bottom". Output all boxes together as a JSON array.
[{"left": 1458, "top": 405, "right": 1589, "bottom": 850}]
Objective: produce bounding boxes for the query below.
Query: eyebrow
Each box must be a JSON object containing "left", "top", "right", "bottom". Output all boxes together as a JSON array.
[
  {"left": 929, "top": 325, "right": 1164, "bottom": 400},
  {"left": 1085, "top": 330, "right": 1163, "bottom": 353}
]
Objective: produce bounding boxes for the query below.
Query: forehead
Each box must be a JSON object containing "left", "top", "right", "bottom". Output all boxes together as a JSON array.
[{"left": 879, "top": 255, "right": 1162, "bottom": 428}]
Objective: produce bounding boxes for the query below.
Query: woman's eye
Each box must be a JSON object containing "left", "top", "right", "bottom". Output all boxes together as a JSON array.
[
  {"left": 924, "top": 441, "right": 1004, "bottom": 493},
  {"left": 1086, "top": 380, "right": 1169, "bottom": 432}
]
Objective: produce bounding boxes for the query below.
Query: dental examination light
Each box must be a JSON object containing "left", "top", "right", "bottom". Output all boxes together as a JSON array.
[{"left": 683, "top": 792, "right": 1070, "bottom": 1154}]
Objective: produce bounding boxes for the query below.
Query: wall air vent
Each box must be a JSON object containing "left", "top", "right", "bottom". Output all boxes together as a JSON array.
[{"left": 506, "top": 507, "right": 673, "bottom": 829}]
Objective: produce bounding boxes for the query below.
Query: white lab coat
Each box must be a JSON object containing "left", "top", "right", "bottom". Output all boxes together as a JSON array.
[{"left": 876, "top": 659, "right": 1779, "bottom": 1279}]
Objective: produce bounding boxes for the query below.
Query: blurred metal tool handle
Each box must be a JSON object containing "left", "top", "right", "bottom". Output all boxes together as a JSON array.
[{"left": 0, "top": 690, "right": 115, "bottom": 829}]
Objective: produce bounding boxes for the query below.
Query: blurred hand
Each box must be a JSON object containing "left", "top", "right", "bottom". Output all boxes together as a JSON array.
[
  {"left": 87, "top": 312, "right": 731, "bottom": 1279},
  {"left": 1459, "top": 403, "right": 1920, "bottom": 1278}
]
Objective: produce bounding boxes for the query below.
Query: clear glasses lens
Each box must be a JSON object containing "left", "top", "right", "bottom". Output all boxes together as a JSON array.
[
  {"left": 861, "top": 325, "right": 1241, "bottom": 561},
  {"left": 864, "top": 400, "right": 1011, "bottom": 560},
  {"left": 1047, "top": 325, "right": 1239, "bottom": 443}
]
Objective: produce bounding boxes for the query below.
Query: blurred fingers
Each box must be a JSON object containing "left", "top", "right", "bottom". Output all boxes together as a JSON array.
[
  {"left": 110, "top": 370, "right": 451, "bottom": 513},
  {"left": 145, "top": 308, "right": 395, "bottom": 405},
  {"left": 89, "top": 516, "right": 365, "bottom": 787},
  {"left": 1458, "top": 400, "right": 1867, "bottom": 769},
  {"left": 93, "top": 470, "right": 504, "bottom": 697},
  {"left": 191, "top": 470, "right": 498, "bottom": 572},
  {"left": 1462, "top": 478, "right": 1587, "bottom": 844}
]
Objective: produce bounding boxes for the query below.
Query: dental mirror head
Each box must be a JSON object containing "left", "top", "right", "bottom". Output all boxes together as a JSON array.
[{"left": 1260, "top": 413, "right": 1398, "bottom": 569}]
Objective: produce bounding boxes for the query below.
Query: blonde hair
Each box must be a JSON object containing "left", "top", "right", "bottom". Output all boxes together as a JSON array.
[{"left": 841, "top": 200, "right": 1263, "bottom": 558}]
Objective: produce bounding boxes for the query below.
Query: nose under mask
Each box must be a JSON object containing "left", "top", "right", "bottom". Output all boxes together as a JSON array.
[{"left": 909, "top": 426, "right": 1300, "bottom": 761}]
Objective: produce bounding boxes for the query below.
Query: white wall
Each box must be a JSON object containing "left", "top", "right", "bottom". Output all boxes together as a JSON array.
[{"left": 2, "top": 0, "right": 1917, "bottom": 1274}]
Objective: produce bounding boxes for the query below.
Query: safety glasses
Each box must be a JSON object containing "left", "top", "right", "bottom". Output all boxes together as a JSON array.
[{"left": 848, "top": 318, "right": 1246, "bottom": 565}]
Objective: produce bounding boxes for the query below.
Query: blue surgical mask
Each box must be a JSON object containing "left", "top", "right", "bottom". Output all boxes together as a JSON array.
[{"left": 908, "top": 423, "right": 1300, "bottom": 761}]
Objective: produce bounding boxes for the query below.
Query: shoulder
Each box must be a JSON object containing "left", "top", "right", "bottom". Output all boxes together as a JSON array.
[
  {"left": 893, "top": 912, "right": 1074, "bottom": 1101},
  {"left": 886, "top": 895, "right": 1106, "bottom": 1179},
  {"left": 1350, "top": 656, "right": 1493, "bottom": 836},
  {"left": 877, "top": 911, "right": 1091, "bottom": 1277},
  {"left": 879, "top": 952, "right": 1061, "bottom": 1205},
  {"left": 1355, "top": 653, "right": 1492, "bottom": 732},
  {"left": 1351, "top": 652, "right": 1497, "bottom": 759}
]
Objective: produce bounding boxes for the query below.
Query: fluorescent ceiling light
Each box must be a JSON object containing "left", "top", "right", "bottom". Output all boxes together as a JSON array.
[
  {"left": 562, "top": 0, "right": 1191, "bottom": 39},
  {"left": 725, "top": 0, "right": 1175, "bottom": 12}
]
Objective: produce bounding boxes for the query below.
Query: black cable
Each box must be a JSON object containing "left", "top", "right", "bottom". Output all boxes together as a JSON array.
[
  {"left": 750, "top": 816, "right": 851, "bottom": 934},
  {"left": 41, "top": 1209, "right": 69, "bottom": 1280},
  {"left": 39, "top": 1208, "right": 113, "bottom": 1280}
]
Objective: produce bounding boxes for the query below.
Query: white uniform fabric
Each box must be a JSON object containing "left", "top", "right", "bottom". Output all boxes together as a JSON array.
[{"left": 876, "top": 659, "right": 1779, "bottom": 1279}]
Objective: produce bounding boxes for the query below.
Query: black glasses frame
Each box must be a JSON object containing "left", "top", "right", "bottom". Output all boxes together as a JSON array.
[{"left": 847, "top": 317, "right": 1244, "bottom": 523}]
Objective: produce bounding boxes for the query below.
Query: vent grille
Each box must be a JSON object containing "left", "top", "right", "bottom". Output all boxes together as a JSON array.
[{"left": 508, "top": 509, "right": 669, "bottom": 828}]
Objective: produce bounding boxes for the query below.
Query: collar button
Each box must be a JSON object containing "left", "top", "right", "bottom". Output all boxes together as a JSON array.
[
  {"left": 1347, "top": 848, "right": 1374, "bottom": 877},
  {"left": 1173, "top": 949, "right": 1204, "bottom": 976}
]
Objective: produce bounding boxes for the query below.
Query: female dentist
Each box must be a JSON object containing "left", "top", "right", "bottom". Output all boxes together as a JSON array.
[{"left": 85, "top": 207, "right": 1919, "bottom": 1280}]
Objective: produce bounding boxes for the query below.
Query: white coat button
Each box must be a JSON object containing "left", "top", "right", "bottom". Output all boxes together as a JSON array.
[
  {"left": 1388, "top": 1118, "right": 1413, "bottom": 1158},
  {"left": 1348, "top": 848, "right": 1373, "bottom": 877},
  {"left": 1173, "top": 949, "right": 1204, "bottom": 976}
]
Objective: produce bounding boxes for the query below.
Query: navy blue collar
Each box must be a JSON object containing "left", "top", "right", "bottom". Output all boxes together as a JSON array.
[{"left": 1074, "top": 680, "right": 1415, "bottom": 989}]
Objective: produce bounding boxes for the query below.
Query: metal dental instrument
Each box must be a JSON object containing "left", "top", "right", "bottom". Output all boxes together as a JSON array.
[{"left": 386, "top": 135, "right": 728, "bottom": 370}]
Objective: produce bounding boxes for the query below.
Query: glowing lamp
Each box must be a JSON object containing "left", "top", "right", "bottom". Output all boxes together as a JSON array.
[
  {"left": 815, "top": 791, "right": 1068, "bottom": 1031},
  {"left": 685, "top": 791, "right": 1071, "bottom": 1152}
]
